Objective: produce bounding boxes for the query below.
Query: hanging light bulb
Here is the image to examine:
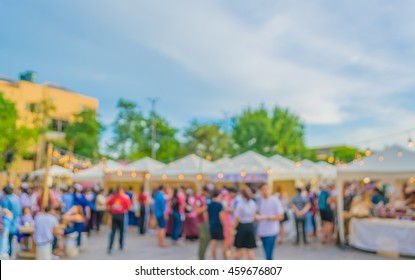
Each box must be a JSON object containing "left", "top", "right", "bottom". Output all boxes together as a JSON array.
[
  {"left": 408, "top": 137, "right": 414, "bottom": 148},
  {"left": 365, "top": 148, "right": 372, "bottom": 156}
]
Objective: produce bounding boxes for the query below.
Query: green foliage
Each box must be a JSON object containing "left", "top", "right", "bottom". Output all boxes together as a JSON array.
[
  {"left": 232, "top": 105, "right": 306, "bottom": 159},
  {"left": 0, "top": 93, "right": 38, "bottom": 170},
  {"left": 108, "top": 98, "right": 183, "bottom": 162},
  {"left": 65, "top": 108, "right": 103, "bottom": 158},
  {"left": 332, "top": 146, "right": 363, "bottom": 163},
  {"left": 183, "top": 121, "right": 231, "bottom": 160}
]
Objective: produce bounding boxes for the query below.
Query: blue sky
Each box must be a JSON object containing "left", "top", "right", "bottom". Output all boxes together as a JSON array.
[{"left": 1, "top": 0, "right": 415, "bottom": 150}]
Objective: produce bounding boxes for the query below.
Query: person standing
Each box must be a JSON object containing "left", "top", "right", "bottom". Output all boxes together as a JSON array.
[
  {"left": 0, "top": 208, "right": 13, "bottom": 258},
  {"left": 154, "top": 185, "right": 167, "bottom": 247},
  {"left": 73, "top": 184, "right": 90, "bottom": 221},
  {"left": 95, "top": 189, "right": 107, "bottom": 233},
  {"left": 170, "top": 187, "right": 182, "bottom": 244},
  {"left": 318, "top": 185, "right": 334, "bottom": 244},
  {"left": 137, "top": 185, "right": 149, "bottom": 235},
  {"left": 275, "top": 186, "right": 289, "bottom": 244},
  {"left": 19, "top": 183, "right": 31, "bottom": 209},
  {"left": 61, "top": 186, "right": 74, "bottom": 213},
  {"left": 1, "top": 186, "right": 22, "bottom": 257},
  {"left": 256, "top": 183, "right": 284, "bottom": 260},
  {"left": 85, "top": 188, "right": 96, "bottom": 236},
  {"left": 207, "top": 189, "right": 226, "bottom": 260},
  {"left": 233, "top": 187, "right": 257, "bottom": 260},
  {"left": 305, "top": 184, "right": 318, "bottom": 238},
  {"left": 106, "top": 186, "right": 131, "bottom": 254},
  {"left": 291, "top": 187, "right": 311, "bottom": 245},
  {"left": 195, "top": 186, "right": 210, "bottom": 260}
]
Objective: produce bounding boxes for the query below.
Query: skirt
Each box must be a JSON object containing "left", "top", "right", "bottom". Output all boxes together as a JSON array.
[{"left": 234, "top": 222, "right": 257, "bottom": 249}]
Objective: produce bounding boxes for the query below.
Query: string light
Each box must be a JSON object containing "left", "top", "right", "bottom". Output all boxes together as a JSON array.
[
  {"left": 363, "top": 177, "right": 370, "bottom": 184},
  {"left": 397, "top": 151, "right": 403, "bottom": 158},
  {"left": 266, "top": 168, "right": 273, "bottom": 175},
  {"left": 196, "top": 174, "right": 203, "bottom": 181},
  {"left": 378, "top": 156, "right": 384, "bottom": 162},
  {"left": 162, "top": 174, "right": 167, "bottom": 180},
  {"left": 117, "top": 170, "right": 123, "bottom": 176},
  {"left": 365, "top": 148, "right": 372, "bottom": 156},
  {"left": 131, "top": 172, "right": 137, "bottom": 178},
  {"left": 328, "top": 157, "right": 335, "bottom": 164},
  {"left": 295, "top": 161, "right": 301, "bottom": 167},
  {"left": 240, "top": 171, "right": 247, "bottom": 178},
  {"left": 217, "top": 173, "right": 224, "bottom": 179},
  {"left": 178, "top": 174, "right": 184, "bottom": 180},
  {"left": 144, "top": 173, "right": 151, "bottom": 179}
]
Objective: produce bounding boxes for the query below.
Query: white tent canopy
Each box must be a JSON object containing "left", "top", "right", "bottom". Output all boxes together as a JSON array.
[
  {"left": 73, "top": 159, "right": 124, "bottom": 183},
  {"left": 153, "top": 154, "right": 214, "bottom": 179},
  {"left": 29, "top": 165, "right": 73, "bottom": 180},
  {"left": 270, "top": 155, "right": 317, "bottom": 181},
  {"left": 122, "top": 157, "right": 165, "bottom": 173},
  {"left": 336, "top": 145, "right": 415, "bottom": 244}
]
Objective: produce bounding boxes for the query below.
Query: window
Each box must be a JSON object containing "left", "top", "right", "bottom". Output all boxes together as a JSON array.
[
  {"left": 26, "top": 102, "right": 38, "bottom": 113},
  {"left": 50, "top": 119, "right": 69, "bottom": 133}
]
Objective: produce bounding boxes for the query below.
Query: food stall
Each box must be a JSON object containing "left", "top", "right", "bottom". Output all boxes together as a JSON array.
[
  {"left": 336, "top": 145, "right": 415, "bottom": 257},
  {"left": 152, "top": 154, "right": 214, "bottom": 192},
  {"left": 29, "top": 165, "right": 73, "bottom": 186}
]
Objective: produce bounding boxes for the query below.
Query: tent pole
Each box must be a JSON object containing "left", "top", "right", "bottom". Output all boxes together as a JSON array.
[
  {"left": 336, "top": 176, "right": 345, "bottom": 246},
  {"left": 42, "top": 143, "right": 53, "bottom": 209}
]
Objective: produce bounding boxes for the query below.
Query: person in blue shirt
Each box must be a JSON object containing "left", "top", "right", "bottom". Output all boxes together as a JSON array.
[
  {"left": 154, "top": 185, "right": 167, "bottom": 247},
  {"left": 0, "top": 207, "right": 13, "bottom": 258},
  {"left": 72, "top": 184, "right": 90, "bottom": 233},
  {"left": 1, "top": 186, "right": 22, "bottom": 256},
  {"left": 61, "top": 186, "right": 74, "bottom": 213}
]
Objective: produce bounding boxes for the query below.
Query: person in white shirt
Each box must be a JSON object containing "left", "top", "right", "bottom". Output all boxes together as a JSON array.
[
  {"left": 233, "top": 187, "right": 257, "bottom": 260},
  {"left": 256, "top": 183, "right": 284, "bottom": 260}
]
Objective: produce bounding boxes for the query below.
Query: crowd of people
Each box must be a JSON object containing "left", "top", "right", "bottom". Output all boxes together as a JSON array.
[
  {"left": 150, "top": 182, "right": 337, "bottom": 260},
  {"left": 0, "top": 181, "right": 340, "bottom": 260}
]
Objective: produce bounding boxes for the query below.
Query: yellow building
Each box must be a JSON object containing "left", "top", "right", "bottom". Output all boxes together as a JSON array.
[{"left": 0, "top": 71, "right": 99, "bottom": 174}]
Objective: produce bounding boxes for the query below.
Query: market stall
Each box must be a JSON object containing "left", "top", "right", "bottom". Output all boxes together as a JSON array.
[
  {"left": 152, "top": 154, "right": 214, "bottom": 191},
  {"left": 72, "top": 159, "right": 123, "bottom": 188},
  {"left": 29, "top": 165, "right": 73, "bottom": 186},
  {"left": 108, "top": 157, "right": 165, "bottom": 191},
  {"left": 336, "top": 145, "right": 415, "bottom": 256}
]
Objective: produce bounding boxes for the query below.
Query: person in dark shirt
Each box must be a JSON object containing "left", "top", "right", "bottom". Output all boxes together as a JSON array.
[
  {"left": 291, "top": 187, "right": 311, "bottom": 245},
  {"left": 207, "top": 189, "right": 226, "bottom": 260}
]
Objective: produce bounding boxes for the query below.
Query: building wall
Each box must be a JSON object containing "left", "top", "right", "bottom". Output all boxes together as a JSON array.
[{"left": 0, "top": 78, "right": 99, "bottom": 173}]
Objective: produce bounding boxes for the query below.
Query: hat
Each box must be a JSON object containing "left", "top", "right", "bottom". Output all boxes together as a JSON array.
[{"left": 21, "top": 183, "right": 29, "bottom": 190}]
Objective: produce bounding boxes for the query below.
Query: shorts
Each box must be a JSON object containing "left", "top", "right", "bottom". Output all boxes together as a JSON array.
[
  {"left": 210, "top": 227, "right": 224, "bottom": 240},
  {"left": 320, "top": 209, "right": 334, "bottom": 222},
  {"left": 156, "top": 216, "right": 166, "bottom": 229},
  {"left": 234, "top": 223, "right": 257, "bottom": 249}
]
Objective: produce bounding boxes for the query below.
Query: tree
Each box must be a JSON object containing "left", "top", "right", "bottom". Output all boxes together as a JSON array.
[
  {"left": 183, "top": 120, "right": 231, "bottom": 160},
  {"left": 270, "top": 107, "right": 306, "bottom": 159},
  {"left": 65, "top": 108, "right": 103, "bottom": 158},
  {"left": 108, "top": 98, "right": 146, "bottom": 159},
  {"left": 232, "top": 105, "right": 306, "bottom": 159},
  {"left": 130, "top": 114, "right": 184, "bottom": 162},
  {"left": 108, "top": 98, "right": 183, "bottom": 162},
  {"left": 0, "top": 93, "right": 19, "bottom": 170},
  {"left": 0, "top": 92, "right": 38, "bottom": 171}
]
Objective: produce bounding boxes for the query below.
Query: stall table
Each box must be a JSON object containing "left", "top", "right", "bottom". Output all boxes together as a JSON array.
[{"left": 349, "top": 218, "right": 415, "bottom": 257}]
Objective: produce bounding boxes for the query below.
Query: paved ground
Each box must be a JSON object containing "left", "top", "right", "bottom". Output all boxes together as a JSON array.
[{"left": 67, "top": 226, "right": 406, "bottom": 260}]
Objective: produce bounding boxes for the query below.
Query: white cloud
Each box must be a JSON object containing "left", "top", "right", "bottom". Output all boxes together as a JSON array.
[{"left": 91, "top": 0, "right": 415, "bottom": 128}]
